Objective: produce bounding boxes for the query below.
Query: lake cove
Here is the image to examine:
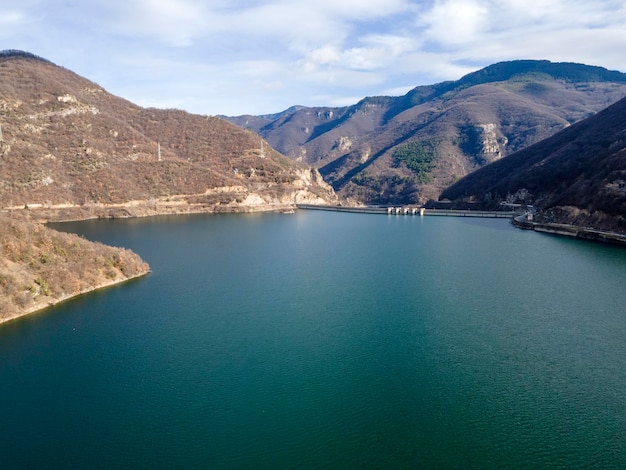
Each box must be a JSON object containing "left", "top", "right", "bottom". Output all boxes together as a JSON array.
[{"left": 2, "top": 211, "right": 626, "bottom": 468}]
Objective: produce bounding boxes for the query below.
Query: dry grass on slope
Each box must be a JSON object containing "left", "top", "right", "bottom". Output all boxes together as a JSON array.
[
  {"left": 0, "top": 54, "right": 332, "bottom": 211},
  {"left": 0, "top": 215, "right": 150, "bottom": 323}
]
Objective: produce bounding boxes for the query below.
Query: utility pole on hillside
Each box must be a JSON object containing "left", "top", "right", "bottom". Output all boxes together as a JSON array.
[
  {"left": 157, "top": 141, "right": 162, "bottom": 161},
  {"left": 0, "top": 123, "right": 3, "bottom": 142}
]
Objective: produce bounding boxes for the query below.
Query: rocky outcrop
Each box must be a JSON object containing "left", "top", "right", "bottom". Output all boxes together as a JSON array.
[{"left": 475, "top": 123, "right": 507, "bottom": 162}]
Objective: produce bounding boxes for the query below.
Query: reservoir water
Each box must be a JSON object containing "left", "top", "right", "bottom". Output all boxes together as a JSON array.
[{"left": 2, "top": 211, "right": 626, "bottom": 469}]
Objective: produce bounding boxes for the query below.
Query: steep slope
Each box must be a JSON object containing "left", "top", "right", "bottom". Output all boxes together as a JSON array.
[
  {"left": 226, "top": 60, "right": 626, "bottom": 205},
  {"left": 440, "top": 96, "right": 626, "bottom": 234},
  {"left": 0, "top": 50, "right": 336, "bottom": 221},
  {"left": 0, "top": 50, "right": 336, "bottom": 324}
]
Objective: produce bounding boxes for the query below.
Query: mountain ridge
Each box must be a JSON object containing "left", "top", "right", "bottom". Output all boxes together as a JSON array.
[
  {"left": 0, "top": 50, "right": 337, "bottom": 222},
  {"left": 440, "top": 95, "right": 626, "bottom": 234},
  {"left": 225, "top": 60, "right": 626, "bottom": 205},
  {"left": 0, "top": 50, "right": 335, "bottom": 323}
]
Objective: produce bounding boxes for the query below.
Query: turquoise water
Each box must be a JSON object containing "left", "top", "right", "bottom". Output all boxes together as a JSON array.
[{"left": 2, "top": 211, "right": 626, "bottom": 468}]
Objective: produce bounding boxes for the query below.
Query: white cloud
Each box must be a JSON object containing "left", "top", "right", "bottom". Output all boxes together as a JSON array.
[
  {"left": 419, "top": 0, "right": 626, "bottom": 44},
  {"left": 85, "top": 0, "right": 412, "bottom": 51},
  {"left": 415, "top": 0, "right": 626, "bottom": 73},
  {"left": 0, "top": 8, "right": 34, "bottom": 39},
  {"left": 298, "top": 34, "right": 417, "bottom": 77},
  {"left": 311, "top": 0, "right": 411, "bottom": 18},
  {"left": 3, "top": 0, "right": 626, "bottom": 115},
  {"left": 0, "top": 11, "right": 25, "bottom": 26},
  {"left": 420, "top": 0, "right": 488, "bottom": 46},
  {"left": 97, "top": 0, "right": 215, "bottom": 46}
]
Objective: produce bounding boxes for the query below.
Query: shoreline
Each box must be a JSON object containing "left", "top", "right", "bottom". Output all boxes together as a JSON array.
[
  {"left": 0, "top": 270, "right": 150, "bottom": 326},
  {"left": 513, "top": 215, "right": 626, "bottom": 247},
  {"left": 300, "top": 204, "right": 626, "bottom": 246},
  {"left": 3, "top": 204, "right": 622, "bottom": 328},
  {"left": 2, "top": 200, "right": 299, "bottom": 224},
  {"left": 0, "top": 200, "right": 298, "bottom": 328}
]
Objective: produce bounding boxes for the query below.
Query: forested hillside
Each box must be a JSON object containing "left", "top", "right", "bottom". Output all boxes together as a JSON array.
[
  {"left": 0, "top": 50, "right": 336, "bottom": 221},
  {"left": 227, "top": 60, "right": 626, "bottom": 205},
  {"left": 0, "top": 215, "right": 149, "bottom": 323},
  {"left": 440, "top": 96, "right": 626, "bottom": 234},
  {"left": 0, "top": 50, "right": 336, "bottom": 323}
]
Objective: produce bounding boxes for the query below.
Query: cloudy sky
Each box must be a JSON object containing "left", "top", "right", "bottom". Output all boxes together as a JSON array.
[{"left": 2, "top": 0, "right": 626, "bottom": 116}]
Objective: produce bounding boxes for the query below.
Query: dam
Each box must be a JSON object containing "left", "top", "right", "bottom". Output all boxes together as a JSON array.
[{"left": 296, "top": 204, "right": 517, "bottom": 218}]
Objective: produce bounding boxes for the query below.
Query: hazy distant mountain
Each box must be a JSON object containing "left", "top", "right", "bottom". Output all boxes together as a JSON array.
[
  {"left": 0, "top": 50, "right": 336, "bottom": 221},
  {"left": 440, "top": 96, "right": 626, "bottom": 234},
  {"left": 226, "top": 60, "right": 626, "bottom": 205}
]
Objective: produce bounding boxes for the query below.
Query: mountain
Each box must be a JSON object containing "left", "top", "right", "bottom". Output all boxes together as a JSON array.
[
  {"left": 0, "top": 50, "right": 337, "bottom": 323},
  {"left": 440, "top": 96, "right": 626, "bottom": 234},
  {"left": 225, "top": 60, "right": 626, "bottom": 205},
  {"left": 0, "top": 50, "right": 336, "bottom": 222}
]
